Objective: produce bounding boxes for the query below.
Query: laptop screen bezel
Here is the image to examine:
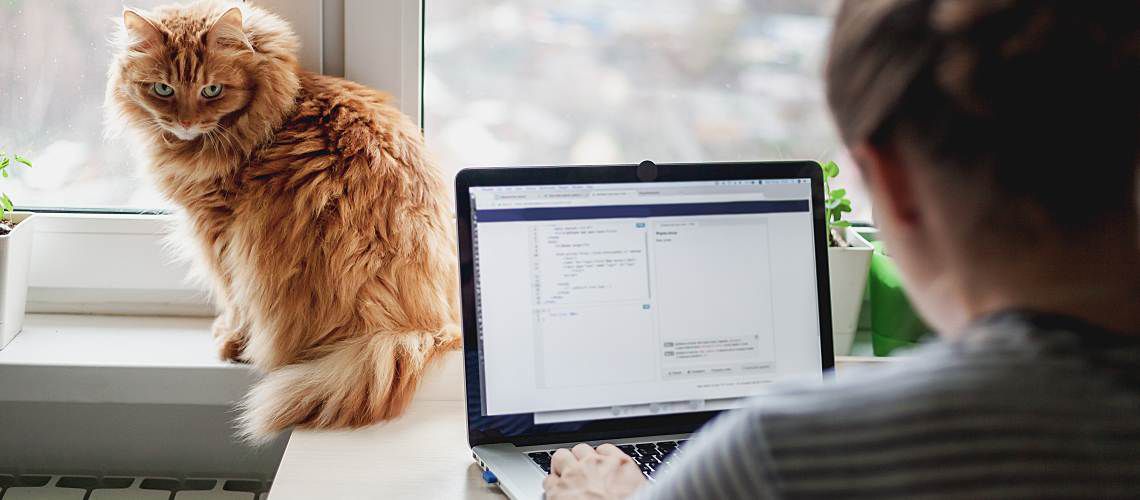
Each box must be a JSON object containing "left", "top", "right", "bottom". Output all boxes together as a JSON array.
[{"left": 455, "top": 161, "right": 835, "bottom": 448}]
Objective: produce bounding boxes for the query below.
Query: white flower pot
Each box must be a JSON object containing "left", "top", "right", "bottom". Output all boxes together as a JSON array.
[
  {"left": 0, "top": 212, "right": 36, "bottom": 350},
  {"left": 827, "top": 227, "right": 873, "bottom": 356}
]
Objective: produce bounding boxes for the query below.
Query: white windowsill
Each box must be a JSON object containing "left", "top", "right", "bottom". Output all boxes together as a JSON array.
[
  {"left": 0, "top": 313, "right": 883, "bottom": 410},
  {"left": 0, "top": 314, "right": 253, "bottom": 406},
  {"left": 0, "top": 313, "right": 465, "bottom": 407}
]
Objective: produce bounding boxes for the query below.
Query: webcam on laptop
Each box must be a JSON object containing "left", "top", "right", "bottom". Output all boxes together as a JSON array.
[{"left": 637, "top": 160, "right": 658, "bottom": 182}]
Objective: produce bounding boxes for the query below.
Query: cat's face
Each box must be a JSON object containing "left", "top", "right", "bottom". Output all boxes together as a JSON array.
[{"left": 113, "top": 6, "right": 255, "bottom": 143}]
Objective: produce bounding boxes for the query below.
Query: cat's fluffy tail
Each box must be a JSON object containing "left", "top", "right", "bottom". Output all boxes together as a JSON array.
[{"left": 236, "top": 327, "right": 461, "bottom": 444}]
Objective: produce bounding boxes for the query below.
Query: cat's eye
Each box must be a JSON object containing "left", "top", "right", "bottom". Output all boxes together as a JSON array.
[
  {"left": 201, "top": 84, "right": 224, "bottom": 99},
  {"left": 152, "top": 82, "right": 175, "bottom": 97}
]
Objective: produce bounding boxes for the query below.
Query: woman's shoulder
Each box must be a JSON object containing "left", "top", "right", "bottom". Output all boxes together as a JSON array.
[{"left": 747, "top": 311, "right": 1140, "bottom": 441}]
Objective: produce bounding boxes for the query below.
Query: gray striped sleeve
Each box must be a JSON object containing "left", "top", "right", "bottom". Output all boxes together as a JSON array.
[
  {"left": 633, "top": 405, "right": 780, "bottom": 500},
  {"left": 627, "top": 315, "right": 1140, "bottom": 499}
]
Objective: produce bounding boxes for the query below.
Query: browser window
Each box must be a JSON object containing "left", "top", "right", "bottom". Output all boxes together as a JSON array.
[{"left": 470, "top": 180, "right": 823, "bottom": 423}]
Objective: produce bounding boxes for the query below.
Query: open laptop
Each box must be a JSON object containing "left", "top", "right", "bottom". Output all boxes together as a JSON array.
[{"left": 455, "top": 161, "right": 834, "bottom": 499}]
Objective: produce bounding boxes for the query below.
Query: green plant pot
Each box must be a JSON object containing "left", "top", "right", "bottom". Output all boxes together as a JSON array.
[{"left": 860, "top": 231, "right": 932, "bottom": 356}]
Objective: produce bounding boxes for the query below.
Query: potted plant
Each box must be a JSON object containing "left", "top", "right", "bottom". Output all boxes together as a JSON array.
[
  {"left": 858, "top": 228, "right": 934, "bottom": 356},
  {"left": 822, "top": 161, "right": 873, "bottom": 356},
  {"left": 0, "top": 149, "right": 36, "bottom": 350}
]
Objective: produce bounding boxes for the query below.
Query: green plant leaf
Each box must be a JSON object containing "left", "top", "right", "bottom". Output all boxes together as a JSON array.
[
  {"left": 823, "top": 161, "right": 838, "bottom": 178},
  {"left": 13, "top": 155, "right": 31, "bottom": 167},
  {"left": 826, "top": 199, "right": 842, "bottom": 210},
  {"left": 2, "top": 170, "right": 8, "bottom": 178},
  {"left": 0, "top": 157, "right": 8, "bottom": 170},
  {"left": 839, "top": 198, "right": 852, "bottom": 209},
  {"left": 833, "top": 220, "right": 852, "bottom": 228},
  {"left": 829, "top": 188, "right": 847, "bottom": 199},
  {"left": 1, "top": 193, "right": 13, "bottom": 213}
]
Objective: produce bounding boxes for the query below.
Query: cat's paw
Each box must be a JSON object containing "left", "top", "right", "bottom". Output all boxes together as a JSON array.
[
  {"left": 212, "top": 316, "right": 250, "bottom": 363},
  {"left": 218, "top": 337, "right": 250, "bottom": 364}
]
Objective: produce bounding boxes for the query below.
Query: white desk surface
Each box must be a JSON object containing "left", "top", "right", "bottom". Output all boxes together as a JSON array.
[{"left": 270, "top": 354, "right": 886, "bottom": 499}]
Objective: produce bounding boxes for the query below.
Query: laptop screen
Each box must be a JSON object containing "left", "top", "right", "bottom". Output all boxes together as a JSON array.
[{"left": 468, "top": 178, "right": 824, "bottom": 426}]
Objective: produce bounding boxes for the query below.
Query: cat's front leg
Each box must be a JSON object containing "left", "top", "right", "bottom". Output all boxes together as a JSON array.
[{"left": 212, "top": 310, "right": 251, "bottom": 363}]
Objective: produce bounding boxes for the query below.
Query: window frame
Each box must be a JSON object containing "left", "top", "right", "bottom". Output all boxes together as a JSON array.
[
  {"left": 20, "top": 0, "right": 423, "bottom": 316},
  {"left": 22, "top": 0, "right": 858, "bottom": 315}
]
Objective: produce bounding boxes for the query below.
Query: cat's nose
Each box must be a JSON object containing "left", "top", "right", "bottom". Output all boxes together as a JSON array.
[{"left": 178, "top": 120, "right": 193, "bottom": 127}]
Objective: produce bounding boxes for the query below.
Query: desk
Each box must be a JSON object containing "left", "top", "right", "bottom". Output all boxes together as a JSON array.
[{"left": 270, "top": 354, "right": 887, "bottom": 499}]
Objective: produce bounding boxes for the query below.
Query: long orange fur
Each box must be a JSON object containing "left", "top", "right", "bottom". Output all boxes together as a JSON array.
[{"left": 105, "top": 0, "right": 460, "bottom": 442}]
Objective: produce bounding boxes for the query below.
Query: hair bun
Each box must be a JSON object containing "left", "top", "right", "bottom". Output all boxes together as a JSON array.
[
  {"left": 930, "top": 0, "right": 1138, "bottom": 118},
  {"left": 930, "top": 0, "right": 1059, "bottom": 116}
]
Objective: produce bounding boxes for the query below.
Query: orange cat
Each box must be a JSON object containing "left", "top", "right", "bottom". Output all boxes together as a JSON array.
[{"left": 105, "top": 0, "right": 460, "bottom": 442}]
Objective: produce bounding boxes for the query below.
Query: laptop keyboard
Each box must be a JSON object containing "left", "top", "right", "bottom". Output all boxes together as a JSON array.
[{"left": 527, "top": 439, "right": 688, "bottom": 479}]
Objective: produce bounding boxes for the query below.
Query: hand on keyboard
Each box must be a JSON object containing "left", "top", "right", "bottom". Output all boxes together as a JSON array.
[
  {"left": 542, "top": 443, "right": 648, "bottom": 500},
  {"left": 529, "top": 439, "right": 686, "bottom": 479}
]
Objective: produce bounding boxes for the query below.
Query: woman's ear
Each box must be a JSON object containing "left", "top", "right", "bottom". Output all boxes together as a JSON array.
[{"left": 852, "top": 142, "right": 921, "bottom": 231}]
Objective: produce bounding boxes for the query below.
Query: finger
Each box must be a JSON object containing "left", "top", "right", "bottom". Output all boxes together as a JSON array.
[
  {"left": 621, "top": 464, "right": 651, "bottom": 487},
  {"left": 571, "top": 443, "right": 597, "bottom": 461},
  {"left": 595, "top": 443, "right": 626, "bottom": 458},
  {"left": 542, "top": 472, "right": 559, "bottom": 491},
  {"left": 551, "top": 448, "right": 577, "bottom": 475}
]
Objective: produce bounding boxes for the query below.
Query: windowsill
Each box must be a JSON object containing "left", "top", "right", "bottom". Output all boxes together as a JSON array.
[
  {"left": 0, "top": 313, "right": 885, "bottom": 409},
  {"left": 1, "top": 315, "right": 887, "bottom": 488},
  {"left": 0, "top": 314, "right": 254, "bottom": 406},
  {"left": 0, "top": 313, "right": 465, "bottom": 407}
]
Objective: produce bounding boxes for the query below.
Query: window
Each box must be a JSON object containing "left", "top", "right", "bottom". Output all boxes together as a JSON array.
[
  {"left": 2, "top": 0, "right": 868, "bottom": 214},
  {"left": 424, "top": 0, "right": 870, "bottom": 221},
  {"left": 0, "top": 0, "right": 173, "bottom": 210},
  {"left": 1, "top": 0, "right": 868, "bottom": 315}
]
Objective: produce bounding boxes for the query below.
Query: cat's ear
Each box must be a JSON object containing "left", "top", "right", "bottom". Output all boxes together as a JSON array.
[
  {"left": 123, "top": 9, "right": 162, "bottom": 51},
  {"left": 207, "top": 7, "right": 253, "bottom": 52}
]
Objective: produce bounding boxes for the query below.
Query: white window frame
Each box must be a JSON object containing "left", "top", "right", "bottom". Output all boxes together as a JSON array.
[{"left": 25, "top": 0, "right": 423, "bottom": 316}]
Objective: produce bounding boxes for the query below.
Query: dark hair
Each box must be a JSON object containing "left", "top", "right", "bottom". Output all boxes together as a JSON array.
[{"left": 826, "top": 0, "right": 1138, "bottom": 227}]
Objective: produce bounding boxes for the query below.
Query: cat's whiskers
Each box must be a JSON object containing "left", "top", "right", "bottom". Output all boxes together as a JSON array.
[
  {"left": 205, "top": 126, "right": 238, "bottom": 157},
  {"left": 201, "top": 129, "right": 219, "bottom": 156},
  {"left": 143, "top": 119, "right": 177, "bottom": 148}
]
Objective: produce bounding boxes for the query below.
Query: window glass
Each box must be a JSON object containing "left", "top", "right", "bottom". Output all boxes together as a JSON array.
[
  {"left": 0, "top": 0, "right": 173, "bottom": 210},
  {"left": 425, "top": 0, "right": 870, "bottom": 221},
  {"left": 2, "top": 0, "right": 870, "bottom": 220}
]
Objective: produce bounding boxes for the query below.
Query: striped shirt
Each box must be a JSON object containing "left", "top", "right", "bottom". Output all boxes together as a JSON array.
[{"left": 637, "top": 311, "right": 1140, "bottom": 499}]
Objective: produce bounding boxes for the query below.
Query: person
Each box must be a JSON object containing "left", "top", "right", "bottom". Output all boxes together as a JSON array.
[{"left": 542, "top": 0, "right": 1140, "bottom": 498}]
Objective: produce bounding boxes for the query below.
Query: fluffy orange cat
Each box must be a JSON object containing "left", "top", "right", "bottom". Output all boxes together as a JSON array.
[{"left": 105, "top": 0, "right": 460, "bottom": 442}]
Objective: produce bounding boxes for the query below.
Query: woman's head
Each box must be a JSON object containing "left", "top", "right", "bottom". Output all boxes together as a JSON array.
[{"left": 825, "top": 0, "right": 1138, "bottom": 331}]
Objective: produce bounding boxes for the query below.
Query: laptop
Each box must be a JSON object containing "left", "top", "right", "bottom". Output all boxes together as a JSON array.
[{"left": 455, "top": 161, "right": 835, "bottom": 499}]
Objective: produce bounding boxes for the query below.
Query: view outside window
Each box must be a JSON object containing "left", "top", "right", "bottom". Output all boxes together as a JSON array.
[
  {"left": 424, "top": 0, "right": 870, "bottom": 221},
  {"left": 1, "top": 0, "right": 869, "bottom": 220},
  {"left": 0, "top": 0, "right": 171, "bottom": 210}
]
